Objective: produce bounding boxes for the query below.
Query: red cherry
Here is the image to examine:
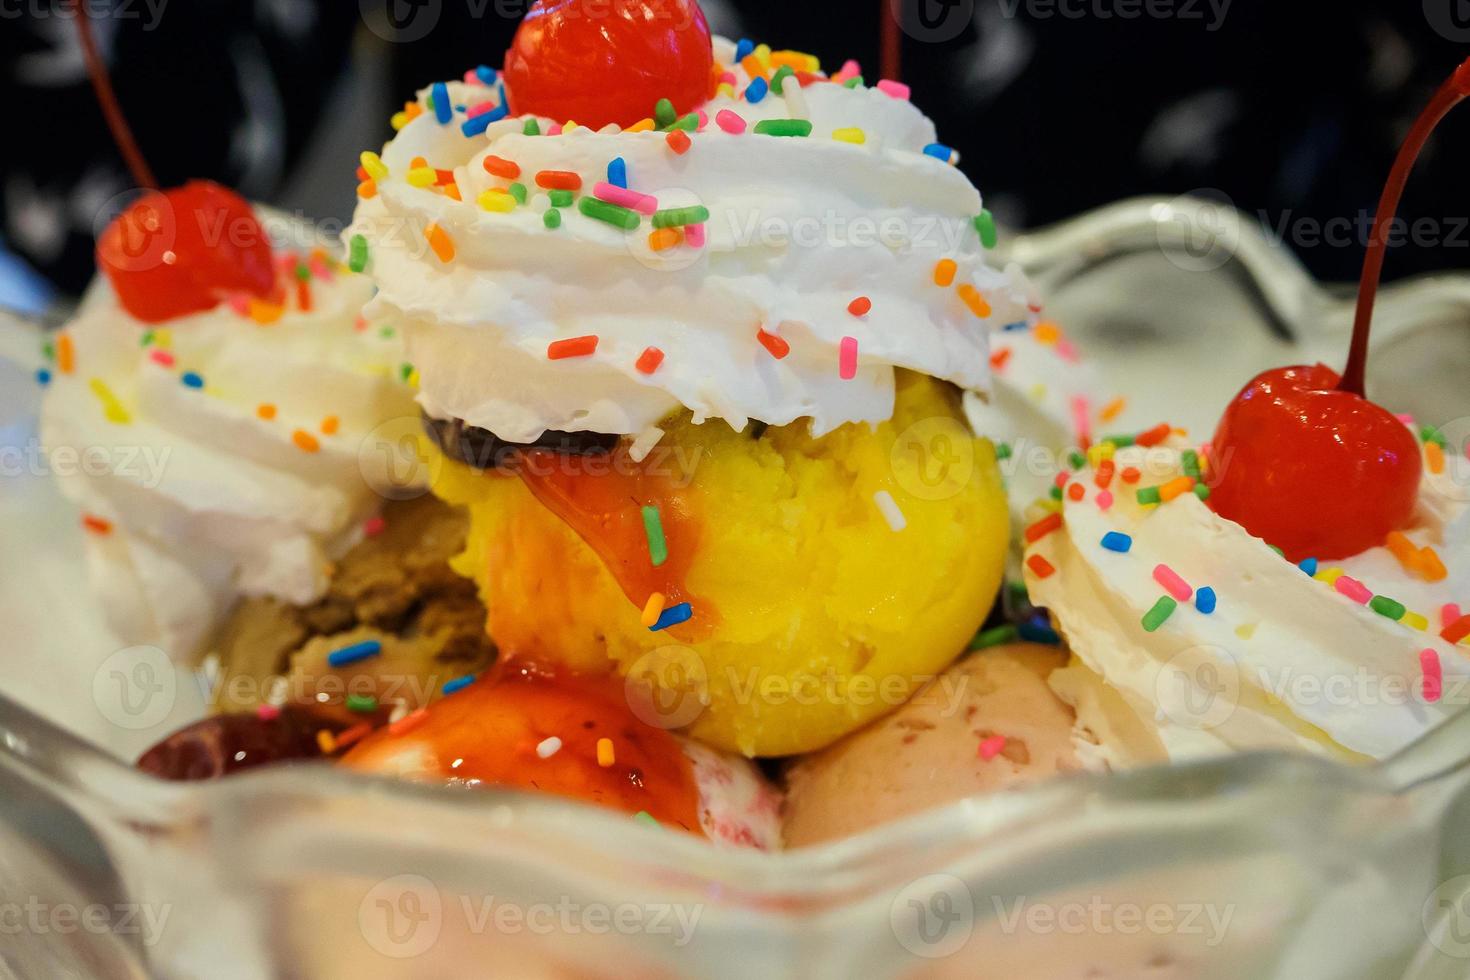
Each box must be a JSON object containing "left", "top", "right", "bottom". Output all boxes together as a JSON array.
[
  {"left": 1208, "top": 365, "right": 1421, "bottom": 562},
  {"left": 504, "top": 0, "right": 713, "bottom": 130},
  {"left": 97, "top": 181, "right": 276, "bottom": 324}
]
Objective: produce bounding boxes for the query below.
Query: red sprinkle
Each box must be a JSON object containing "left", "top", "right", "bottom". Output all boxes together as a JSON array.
[
  {"left": 1422, "top": 649, "right": 1444, "bottom": 703},
  {"left": 81, "top": 514, "right": 113, "bottom": 535},
  {"left": 388, "top": 708, "right": 429, "bottom": 737},
  {"left": 336, "top": 723, "right": 374, "bottom": 749},
  {"left": 848, "top": 296, "right": 872, "bottom": 317},
  {"left": 1121, "top": 467, "right": 1142, "bottom": 485},
  {"left": 990, "top": 347, "right": 1011, "bottom": 370},
  {"left": 757, "top": 327, "right": 790, "bottom": 359},
  {"left": 635, "top": 347, "right": 665, "bottom": 374},
  {"left": 1053, "top": 472, "right": 1070, "bottom": 489},
  {"left": 1067, "top": 483, "right": 1085, "bottom": 502},
  {"left": 1095, "top": 460, "right": 1116, "bottom": 489},
  {"left": 356, "top": 166, "right": 369, "bottom": 182},
  {"left": 977, "top": 735, "right": 1007, "bottom": 761},
  {"left": 548, "top": 336, "right": 599, "bottom": 360},
  {"left": 1135, "top": 423, "right": 1172, "bottom": 448},
  {"left": 535, "top": 170, "right": 583, "bottom": 190},
  {"left": 363, "top": 516, "right": 387, "bottom": 538},
  {"left": 666, "top": 130, "right": 692, "bottom": 154},
  {"left": 1027, "top": 554, "right": 1056, "bottom": 579},
  {"left": 1024, "top": 513, "right": 1063, "bottom": 543},
  {"left": 484, "top": 156, "right": 521, "bottom": 179},
  {"left": 1442, "top": 614, "right": 1470, "bottom": 646}
]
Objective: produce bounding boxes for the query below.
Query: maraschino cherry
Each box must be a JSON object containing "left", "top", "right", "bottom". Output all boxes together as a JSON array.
[
  {"left": 1209, "top": 59, "right": 1470, "bottom": 562},
  {"left": 504, "top": 0, "right": 713, "bottom": 130},
  {"left": 76, "top": 5, "right": 276, "bottom": 323}
]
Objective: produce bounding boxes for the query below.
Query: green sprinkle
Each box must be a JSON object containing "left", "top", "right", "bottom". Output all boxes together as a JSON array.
[
  {"left": 1068, "top": 450, "right": 1086, "bottom": 470},
  {"left": 523, "top": 118, "right": 541, "bottom": 136},
  {"left": 1136, "top": 486, "right": 1162, "bottom": 505},
  {"left": 1104, "top": 434, "right": 1136, "bottom": 448},
  {"left": 379, "top": 326, "right": 395, "bottom": 339},
  {"left": 634, "top": 811, "right": 660, "bottom": 828},
  {"left": 843, "top": 75, "right": 865, "bottom": 89},
  {"left": 549, "top": 189, "right": 574, "bottom": 207},
  {"left": 346, "top": 694, "right": 378, "bottom": 713},
  {"left": 770, "top": 65, "right": 795, "bottom": 95},
  {"left": 995, "top": 442, "right": 1013, "bottom": 460},
  {"left": 1370, "top": 596, "right": 1407, "bottom": 621},
  {"left": 544, "top": 208, "right": 562, "bottom": 229},
  {"left": 400, "top": 363, "right": 414, "bottom": 382},
  {"left": 41, "top": 341, "right": 55, "bottom": 361},
  {"left": 139, "top": 331, "right": 154, "bottom": 349},
  {"left": 654, "top": 98, "right": 677, "bottom": 129},
  {"left": 641, "top": 505, "right": 668, "bottom": 567},
  {"left": 1269, "top": 545, "right": 1285, "bottom": 558},
  {"left": 652, "top": 205, "right": 711, "bottom": 229},
  {"left": 509, "top": 182, "right": 528, "bottom": 204},
  {"left": 670, "top": 113, "right": 700, "bottom": 132},
  {"left": 578, "top": 196, "right": 641, "bottom": 230},
  {"left": 1142, "top": 596, "right": 1178, "bottom": 632},
  {"left": 974, "top": 209, "right": 999, "bottom": 249},
  {"left": 348, "top": 234, "right": 369, "bottom": 273},
  {"left": 1181, "top": 449, "right": 1200, "bottom": 477},
  {"left": 1050, "top": 485, "right": 1064, "bottom": 501},
  {"left": 971, "top": 624, "right": 1019, "bottom": 650},
  {"left": 1193, "top": 483, "right": 1211, "bottom": 502},
  {"left": 753, "top": 119, "right": 813, "bottom": 138},
  {"left": 1421, "top": 425, "right": 1448, "bottom": 448},
  {"left": 1007, "top": 580, "right": 1029, "bottom": 604},
  {"left": 294, "top": 263, "right": 312, "bottom": 282}
]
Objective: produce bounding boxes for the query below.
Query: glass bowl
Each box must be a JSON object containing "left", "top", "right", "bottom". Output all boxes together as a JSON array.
[{"left": 4, "top": 196, "right": 1470, "bottom": 979}]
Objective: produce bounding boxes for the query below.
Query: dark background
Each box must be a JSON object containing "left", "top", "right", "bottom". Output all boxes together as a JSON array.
[{"left": 5, "top": 0, "right": 1470, "bottom": 306}]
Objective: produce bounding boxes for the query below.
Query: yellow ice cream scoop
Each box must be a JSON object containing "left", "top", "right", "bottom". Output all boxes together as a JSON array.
[{"left": 432, "top": 370, "right": 1009, "bottom": 756}]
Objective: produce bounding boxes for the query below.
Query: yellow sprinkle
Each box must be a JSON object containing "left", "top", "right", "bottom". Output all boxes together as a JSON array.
[
  {"left": 754, "top": 43, "right": 772, "bottom": 69},
  {"left": 257, "top": 404, "right": 277, "bottom": 421},
  {"left": 1404, "top": 611, "right": 1430, "bottom": 632},
  {"left": 832, "top": 127, "right": 866, "bottom": 144},
  {"left": 56, "top": 334, "right": 75, "bottom": 374},
  {"left": 1036, "top": 498, "right": 1063, "bottom": 515},
  {"left": 88, "top": 378, "right": 131, "bottom": 424},
  {"left": 407, "top": 369, "right": 420, "bottom": 388},
  {"left": 1315, "top": 567, "right": 1345, "bottom": 586},
  {"left": 596, "top": 738, "right": 615, "bottom": 768},
  {"left": 153, "top": 328, "right": 173, "bottom": 350},
  {"left": 360, "top": 151, "right": 389, "bottom": 180},
  {"left": 641, "top": 592, "right": 666, "bottom": 628},
  {"left": 933, "top": 259, "right": 957, "bottom": 287},
  {"left": 1235, "top": 623, "right": 1257, "bottom": 640},
  {"left": 649, "top": 227, "right": 683, "bottom": 251},
  {"left": 1099, "top": 397, "right": 1127, "bottom": 422},
  {"left": 716, "top": 83, "right": 736, "bottom": 99},
  {"left": 1029, "top": 383, "right": 1048, "bottom": 401},
  {"left": 956, "top": 283, "right": 992, "bottom": 318},
  {"left": 1087, "top": 443, "right": 1115, "bottom": 468},
  {"left": 627, "top": 118, "right": 656, "bottom": 133},
  {"left": 316, "top": 730, "right": 337, "bottom": 755},
  {"left": 425, "top": 223, "right": 455, "bottom": 263},
  {"left": 320, "top": 415, "right": 340, "bottom": 436},
  {"left": 1427, "top": 442, "right": 1445, "bottom": 475},
  {"left": 564, "top": 120, "right": 579, "bottom": 132},
  {"left": 406, "top": 166, "right": 437, "bottom": 188},
  {"left": 292, "top": 430, "right": 321, "bottom": 453},
  {"left": 770, "top": 50, "right": 814, "bottom": 71},
  {"left": 1034, "top": 321, "right": 1061, "bottom": 345},
  {"left": 478, "top": 189, "right": 515, "bottom": 213},
  {"left": 391, "top": 111, "right": 409, "bottom": 131}
]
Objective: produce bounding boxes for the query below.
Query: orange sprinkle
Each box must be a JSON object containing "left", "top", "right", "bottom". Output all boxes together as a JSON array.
[
  {"left": 1099, "top": 397, "right": 1126, "bottom": 422},
  {"left": 295, "top": 278, "right": 312, "bottom": 312},
  {"left": 641, "top": 592, "right": 666, "bottom": 627},
  {"left": 257, "top": 404, "right": 277, "bottom": 421},
  {"left": 403, "top": 102, "right": 423, "bottom": 122},
  {"left": 1418, "top": 547, "right": 1449, "bottom": 583},
  {"left": 1026, "top": 554, "right": 1056, "bottom": 579},
  {"left": 635, "top": 347, "right": 665, "bottom": 374},
  {"left": 649, "top": 227, "right": 683, "bottom": 251},
  {"left": 320, "top": 415, "right": 340, "bottom": 436},
  {"left": 956, "top": 284, "right": 991, "bottom": 318},
  {"left": 1033, "top": 321, "right": 1061, "bottom": 345},
  {"left": 424, "top": 223, "right": 455, "bottom": 263},
  {"left": 1024, "top": 513, "right": 1063, "bottom": 544},
  {"left": 410, "top": 156, "right": 428, "bottom": 169},
  {"left": 666, "top": 130, "right": 692, "bottom": 154},
  {"left": 757, "top": 327, "right": 790, "bottom": 359},
  {"left": 535, "top": 170, "right": 582, "bottom": 190},
  {"left": 1067, "top": 482, "right": 1086, "bottom": 502},
  {"left": 248, "top": 298, "right": 284, "bottom": 325},
  {"left": 1096, "top": 460, "right": 1116, "bottom": 489},
  {"left": 443, "top": 184, "right": 462, "bottom": 202},
  {"left": 315, "top": 730, "right": 338, "bottom": 755},
  {"left": 357, "top": 179, "right": 377, "bottom": 199},
  {"left": 627, "top": 118, "right": 656, "bottom": 133},
  {"left": 336, "top": 723, "right": 374, "bottom": 750},
  {"left": 741, "top": 53, "right": 768, "bottom": 81},
  {"left": 1158, "top": 476, "right": 1197, "bottom": 502},
  {"left": 547, "top": 336, "right": 599, "bottom": 360},
  {"left": 389, "top": 708, "right": 429, "bottom": 736},
  {"left": 484, "top": 155, "right": 521, "bottom": 179},
  {"left": 56, "top": 334, "right": 75, "bottom": 374},
  {"left": 292, "top": 430, "right": 321, "bottom": 453},
  {"left": 1426, "top": 442, "right": 1445, "bottom": 475},
  {"left": 1121, "top": 467, "right": 1142, "bottom": 484},
  {"left": 596, "top": 738, "right": 616, "bottom": 768},
  {"left": 848, "top": 296, "right": 873, "bottom": 317},
  {"left": 933, "top": 259, "right": 957, "bottom": 287},
  {"left": 81, "top": 514, "right": 113, "bottom": 535},
  {"left": 1386, "top": 531, "right": 1419, "bottom": 567},
  {"left": 990, "top": 347, "right": 1011, "bottom": 370},
  {"left": 1135, "top": 423, "right": 1172, "bottom": 447}
]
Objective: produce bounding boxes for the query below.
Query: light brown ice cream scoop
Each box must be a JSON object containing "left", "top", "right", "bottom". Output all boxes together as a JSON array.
[{"left": 781, "top": 645, "right": 1082, "bottom": 849}]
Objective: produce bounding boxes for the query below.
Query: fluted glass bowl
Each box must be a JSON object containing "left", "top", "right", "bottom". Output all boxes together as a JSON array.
[{"left": 3, "top": 197, "right": 1470, "bottom": 980}]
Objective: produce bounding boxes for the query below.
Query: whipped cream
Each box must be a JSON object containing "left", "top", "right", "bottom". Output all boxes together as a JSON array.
[
  {"left": 1024, "top": 437, "right": 1470, "bottom": 765},
  {"left": 348, "top": 38, "right": 1030, "bottom": 442},
  {"left": 40, "top": 267, "right": 417, "bottom": 661}
]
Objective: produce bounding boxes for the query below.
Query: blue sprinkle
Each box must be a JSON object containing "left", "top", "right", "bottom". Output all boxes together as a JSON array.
[
  {"left": 327, "top": 639, "right": 382, "bottom": 668},
  {"left": 35, "top": 368, "right": 51, "bottom": 387},
  {"left": 181, "top": 371, "right": 204, "bottom": 389},
  {"left": 475, "top": 65, "right": 497, "bottom": 86},
  {"left": 1299, "top": 557, "right": 1318, "bottom": 576},
  {"left": 431, "top": 82, "right": 452, "bottom": 124},
  {"left": 1002, "top": 321, "right": 1029, "bottom": 332},
  {"left": 461, "top": 103, "right": 508, "bottom": 137},
  {"left": 441, "top": 674, "right": 477, "bottom": 696},
  {"left": 745, "top": 77, "right": 769, "bottom": 104},
  {"left": 923, "top": 143, "right": 954, "bottom": 163},
  {"left": 1196, "top": 587, "right": 1218, "bottom": 615},
  {"left": 1018, "top": 618, "right": 1060, "bottom": 645},
  {"left": 735, "top": 38, "right": 755, "bottom": 61},
  {"left": 649, "top": 602, "right": 693, "bottom": 632},
  {"left": 1100, "top": 531, "right": 1133, "bottom": 554},
  {"left": 608, "top": 157, "right": 628, "bottom": 189}
]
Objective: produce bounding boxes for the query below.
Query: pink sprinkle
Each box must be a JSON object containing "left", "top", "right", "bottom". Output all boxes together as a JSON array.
[
  {"left": 149, "top": 350, "right": 176, "bottom": 368},
  {"left": 462, "top": 69, "right": 477, "bottom": 85},
  {"left": 1056, "top": 339, "right": 1080, "bottom": 362},
  {"left": 466, "top": 101, "right": 498, "bottom": 119},
  {"left": 1422, "top": 648, "right": 1444, "bottom": 703},
  {"left": 1334, "top": 576, "right": 1373, "bottom": 605},
  {"left": 1096, "top": 490, "right": 1114, "bottom": 511},
  {"left": 354, "top": 316, "right": 368, "bottom": 332},
  {"left": 977, "top": 735, "right": 1007, "bottom": 761},
  {"left": 363, "top": 516, "right": 386, "bottom": 538},
  {"left": 547, "top": 123, "right": 564, "bottom": 136},
  {"left": 1397, "top": 413, "right": 1416, "bottom": 426},
  {"left": 1070, "top": 395, "right": 1092, "bottom": 446},
  {"left": 837, "top": 59, "right": 862, "bottom": 80},
  {"left": 719, "top": 71, "right": 737, "bottom": 86},
  {"left": 593, "top": 181, "right": 658, "bottom": 215},
  {"left": 228, "top": 294, "right": 251, "bottom": 315},
  {"left": 684, "top": 223, "right": 706, "bottom": 248},
  {"left": 716, "top": 109, "right": 747, "bottom": 134},
  {"left": 695, "top": 109, "right": 709, "bottom": 131},
  {"left": 839, "top": 337, "right": 859, "bottom": 380},
  {"left": 255, "top": 704, "right": 281, "bottom": 722},
  {"left": 1153, "top": 564, "right": 1194, "bottom": 602},
  {"left": 876, "top": 79, "right": 911, "bottom": 100},
  {"left": 1443, "top": 604, "right": 1463, "bottom": 629},
  {"left": 308, "top": 254, "right": 334, "bottom": 281}
]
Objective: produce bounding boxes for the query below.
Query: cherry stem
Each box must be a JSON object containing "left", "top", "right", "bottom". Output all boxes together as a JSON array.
[
  {"left": 1343, "top": 58, "right": 1470, "bottom": 397},
  {"left": 73, "top": 1, "right": 158, "bottom": 192},
  {"left": 881, "top": 0, "right": 902, "bottom": 84}
]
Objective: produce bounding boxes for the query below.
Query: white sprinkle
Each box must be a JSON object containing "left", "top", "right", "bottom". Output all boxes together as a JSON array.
[
  {"left": 874, "top": 490, "right": 907, "bottom": 532},
  {"left": 779, "top": 73, "right": 809, "bottom": 121},
  {"left": 387, "top": 700, "right": 410, "bottom": 724},
  {"left": 536, "top": 736, "right": 563, "bottom": 759},
  {"left": 629, "top": 426, "right": 665, "bottom": 463}
]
